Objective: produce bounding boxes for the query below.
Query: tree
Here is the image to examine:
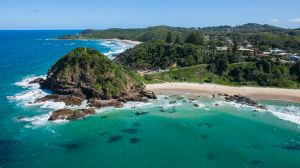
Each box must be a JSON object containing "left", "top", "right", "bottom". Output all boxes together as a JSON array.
[
  {"left": 185, "top": 32, "right": 204, "bottom": 45},
  {"left": 175, "top": 34, "right": 181, "bottom": 44},
  {"left": 166, "top": 31, "right": 173, "bottom": 43},
  {"left": 215, "top": 56, "right": 229, "bottom": 75},
  {"left": 230, "top": 67, "right": 244, "bottom": 82},
  {"left": 290, "top": 62, "right": 300, "bottom": 81},
  {"left": 186, "top": 55, "right": 196, "bottom": 66}
]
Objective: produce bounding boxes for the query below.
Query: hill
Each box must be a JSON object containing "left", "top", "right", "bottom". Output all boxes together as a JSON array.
[{"left": 40, "top": 47, "right": 155, "bottom": 100}]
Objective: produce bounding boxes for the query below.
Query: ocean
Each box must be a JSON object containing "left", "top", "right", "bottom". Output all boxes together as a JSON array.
[{"left": 1, "top": 30, "right": 300, "bottom": 168}]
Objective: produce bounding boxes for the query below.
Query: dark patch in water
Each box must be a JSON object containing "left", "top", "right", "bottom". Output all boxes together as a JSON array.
[
  {"left": 0, "top": 139, "right": 16, "bottom": 163},
  {"left": 107, "top": 135, "right": 122, "bottom": 143},
  {"left": 198, "top": 122, "right": 212, "bottom": 128},
  {"left": 205, "top": 152, "right": 214, "bottom": 160},
  {"left": 63, "top": 143, "right": 81, "bottom": 150},
  {"left": 100, "top": 116, "right": 108, "bottom": 119},
  {"left": 99, "top": 131, "right": 109, "bottom": 136},
  {"left": 249, "top": 160, "right": 262, "bottom": 166},
  {"left": 121, "top": 128, "right": 138, "bottom": 134},
  {"left": 130, "top": 138, "right": 140, "bottom": 144},
  {"left": 135, "top": 111, "right": 149, "bottom": 116},
  {"left": 281, "top": 143, "right": 300, "bottom": 150},
  {"left": 201, "top": 135, "right": 208, "bottom": 139},
  {"left": 132, "top": 122, "right": 142, "bottom": 127}
]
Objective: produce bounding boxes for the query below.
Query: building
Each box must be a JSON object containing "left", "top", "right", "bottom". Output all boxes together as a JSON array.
[
  {"left": 288, "top": 54, "right": 300, "bottom": 62},
  {"left": 216, "top": 47, "right": 228, "bottom": 51}
]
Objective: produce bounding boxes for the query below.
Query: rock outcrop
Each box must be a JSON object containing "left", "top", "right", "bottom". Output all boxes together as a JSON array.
[
  {"left": 35, "top": 94, "right": 84, "bottom": 106},
  {"left": 225, "top": 95, "right": 266, "bottom": 109},
  {"left": 48, "top": 108, "right": 96, "bottom": 121},
  {"left": 29, "top": 78, "right": 44, "bottom": 84},
  {"left": 225, "top": 95, "right": 257, "bottom": 106},
  {"left": 88, "top": 99, "right": 123, "bottom": 108}
]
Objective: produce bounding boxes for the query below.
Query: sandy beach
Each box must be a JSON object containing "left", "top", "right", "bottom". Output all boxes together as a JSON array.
[
  {"left": 146, "top": 82, "right": 300, "bottom": 102},
  {"left": 102, "top": 38, "right": 142, "bottom": 45}
]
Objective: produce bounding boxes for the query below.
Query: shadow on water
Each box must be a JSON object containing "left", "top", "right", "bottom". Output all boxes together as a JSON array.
[
  {"left": 99, "top": 131, "right": 109, "bottom": 136},
  {"left": 130, "top": 138, "right": 140, "bottom": 144},
  {"left": 197, "top": 122, "right": 212, "bottom": 128},
  {"left": 107, "top": 135, "right": 122, "bottom": 143},
  {"left": 132, "top": 122, "right": 141, "bottom": 127},
  {"left": 62, "top": 143, "right": 82, "bottom": 150},
  {"left": 121, "top": 128, "right": 138, "bottom": 134},
  {"left": 0, "top": 139, "right": 16, "bottom": 164},
  {"left": 249, "top": 160, "right": 263, "bottom": 167},
  {"left": 205, "top": 152, "right": 214, "bottom": 160}
]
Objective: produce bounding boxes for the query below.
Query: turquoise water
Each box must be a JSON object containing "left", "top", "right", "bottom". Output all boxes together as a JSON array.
[{"left": 1, "top": 31, "right": 300, "bottom": 168}]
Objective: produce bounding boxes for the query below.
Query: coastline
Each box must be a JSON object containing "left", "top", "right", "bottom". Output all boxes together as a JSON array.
[
  {"left": 146, "top": 82, "right": 300, "bottom": 102},
  {"left": 58, "top": 37, "right": 142, "bottom": 46}
]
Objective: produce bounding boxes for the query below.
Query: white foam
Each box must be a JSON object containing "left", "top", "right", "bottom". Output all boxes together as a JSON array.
[
  {"left": 122, "top": 101, "right": 154, "bottom": 109},
  {"left": 100, "top": 40, "right": 134, "bottom": 57},
  {"left": 267, "top": 105, "right": 300, "bottom": 125},
  {"left": 18, "top": 113, "right": 52, "bottom": 128}
]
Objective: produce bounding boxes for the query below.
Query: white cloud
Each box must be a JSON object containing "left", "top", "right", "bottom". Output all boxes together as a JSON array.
[
  {"left": 269, "top": 19, "right": 279, "bottom": 23},
  {"left": 289, "top": 18, "right": 300, "bottom": 23}
]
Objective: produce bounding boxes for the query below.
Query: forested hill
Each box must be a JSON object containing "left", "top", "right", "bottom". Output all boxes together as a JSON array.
[{"left": 60, "top": 23, "right": 300, "bottom": 41}]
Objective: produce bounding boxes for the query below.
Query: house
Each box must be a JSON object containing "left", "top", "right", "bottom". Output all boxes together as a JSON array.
[
  {"left": 238, "top": 47, "right": 254, "bottom": 56},
  {"left": 288, "top": 54, "right": 300, "bottom": 62},
  {"left": 216, "top": 47, "right": 228, "bottom": 51}
]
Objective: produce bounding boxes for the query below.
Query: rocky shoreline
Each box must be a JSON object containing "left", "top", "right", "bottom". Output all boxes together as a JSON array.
[{"left": 30, "top": 77, "right": 157, "bottom": 121}]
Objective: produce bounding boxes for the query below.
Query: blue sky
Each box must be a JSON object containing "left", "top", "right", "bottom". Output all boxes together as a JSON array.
[{"left": 1, "top": 0, "right": 300, "bottom": 29}]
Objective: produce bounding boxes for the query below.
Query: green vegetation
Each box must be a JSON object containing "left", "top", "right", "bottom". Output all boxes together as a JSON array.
[
  {"left": 145, "top": 61, "right": 299, "bottom": 88},
  {"left": 115, "top": 40, "right": 207, "bottom": 70},
  {"left": 60, "top": 23, "right": 300, "bottom": 89},
  {"left": 61, "top": 23, "right": 300, "bottom": 52},
  {"left": 45, "top": 48, "right": 144, "bottom": 99}
]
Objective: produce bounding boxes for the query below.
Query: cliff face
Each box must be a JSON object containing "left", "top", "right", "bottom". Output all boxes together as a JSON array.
[{"left": 41, "top": 48, "right": 154, "bottom": 100}]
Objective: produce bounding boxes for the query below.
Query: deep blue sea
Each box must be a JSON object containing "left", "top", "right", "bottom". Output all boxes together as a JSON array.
[{"left": 1, "top": 31, "right": 300, "bottom": 168}]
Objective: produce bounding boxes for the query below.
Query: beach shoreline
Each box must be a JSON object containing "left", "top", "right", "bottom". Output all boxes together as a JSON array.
[
  {"left": 146, "top": 82, "right": 300, "bottom": 102},
  {"left": 57, "top": 37, "right": 142, "bottom": 46}
]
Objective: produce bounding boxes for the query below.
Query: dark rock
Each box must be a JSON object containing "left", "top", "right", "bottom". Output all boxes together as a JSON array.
[
  {"left": 135, "top": 111, "right": 149, "bottom": 116},
  {"left": 121, "top": 128, "right": 138, "bottom": 134},
  {"left": 169, "top": 101, "right": 177, "bottom": 104},
  {"left": 225, "top": 94, "right": 267, "bottom": 109},
  {"left": 35, "top": 94, "right": 84, "bottom": 106},
  {"left": 225, "top": 95, "right": 257, "bottom": 106},
  {"left": 140, "top": 89, "right": 157, "bottom": 99},
  {"left": 257, "top": 105, "right": 267, "bottom": 110},
  {"left": 29, "top": 78, "right": 44, "bottom": 84},
  {"left": 118, "top": 93, "right": 149, "bottom": 103},
  {"left": 89, "top": 99, "right": 123, "bottom": 108},
  {"left": 48, "top": 108, "right": 96, "bottom": 121},
  {"left": 193, "top": 103, "right": 199, "bottom": 107},
  {"left": 15, "top": 116, "right": 27, "bottom": 121},
  {"left": 107, "top": 135, "right": 122, "bottom": 143},
  {"left": 130, "top": 138, "right": 140, "bottom": 144}
]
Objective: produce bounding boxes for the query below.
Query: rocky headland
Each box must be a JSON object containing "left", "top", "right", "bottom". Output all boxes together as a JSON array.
[{"left": 31, "top": 48, "right": 156, "bottom": 121}]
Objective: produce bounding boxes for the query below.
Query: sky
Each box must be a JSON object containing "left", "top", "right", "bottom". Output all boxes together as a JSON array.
[{"left": 1, "top": 0, "right": 300, "bottom": 30}]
